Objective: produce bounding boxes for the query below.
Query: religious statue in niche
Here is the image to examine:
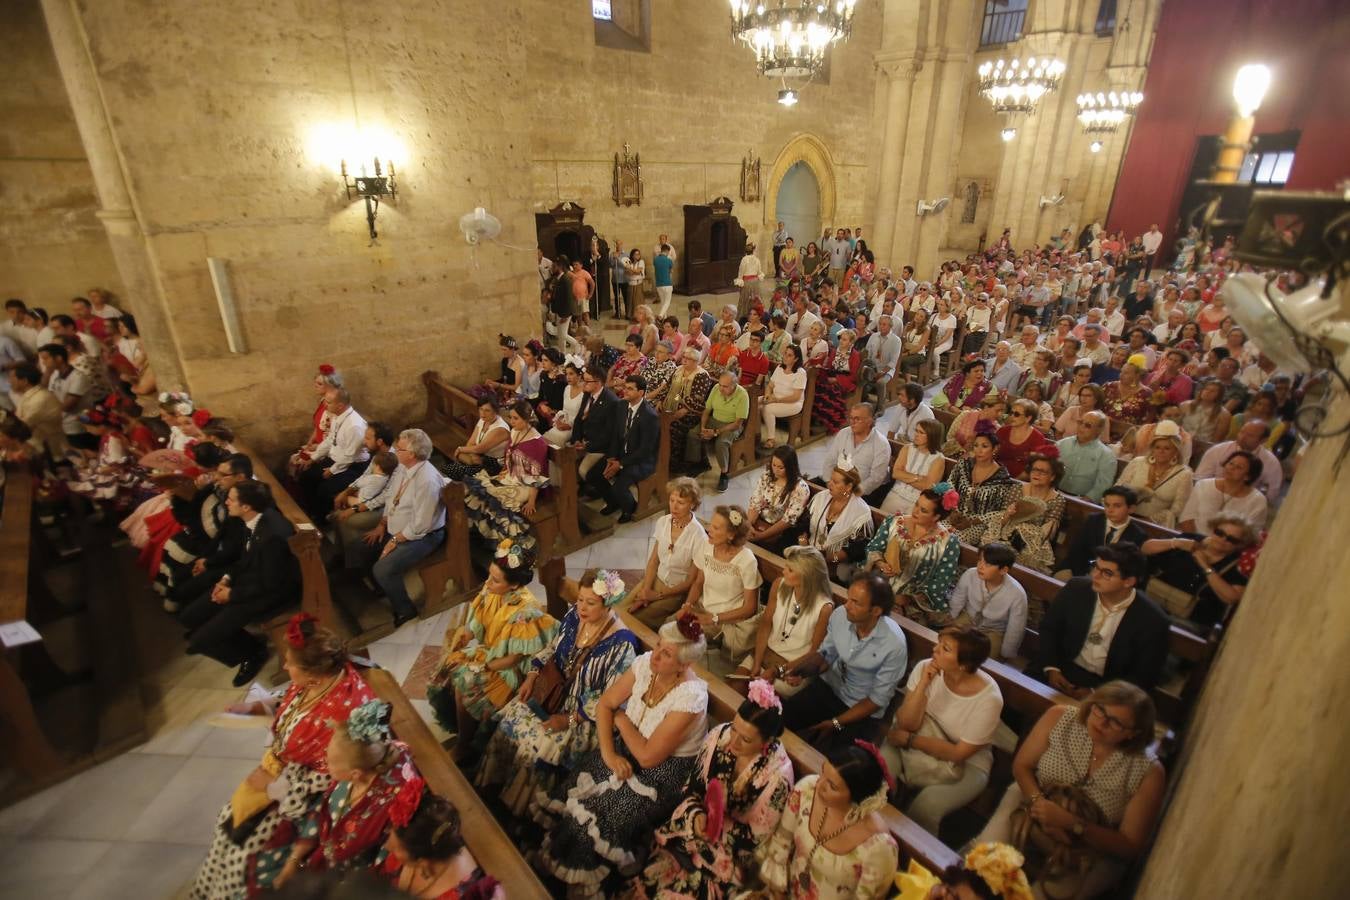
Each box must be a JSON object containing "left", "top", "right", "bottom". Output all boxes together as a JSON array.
[
  {"left": 740, "top": 151, "right": 761, "bottom": 203},
  {"left": 961, "top": 181, "right": 980, "bottom": 224},
  {"left": 613, "top": 143, "right": 643, "bottom": 207}
]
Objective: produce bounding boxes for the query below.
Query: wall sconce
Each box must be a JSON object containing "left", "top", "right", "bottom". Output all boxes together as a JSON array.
[{"left": 342, "top": 158, "right": 397, "bottom": 243}]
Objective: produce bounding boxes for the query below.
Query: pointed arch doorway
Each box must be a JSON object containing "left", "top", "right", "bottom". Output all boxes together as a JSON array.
[{"left": 775, "top": 161, "right": 820, "bottom": 252}]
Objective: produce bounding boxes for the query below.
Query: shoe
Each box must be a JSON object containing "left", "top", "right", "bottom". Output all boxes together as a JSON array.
[
  {"left": 618, "top": 512, "right": 634, "bottom": 523},
  {"left": 392, "top": 608, "right": 418, "bottom": 629},
  {"left": 232, "top": 648, "right": 269, "bottom": 688},
  {"left": 716, "top": 474, "right": 729, "bottom": 493}
]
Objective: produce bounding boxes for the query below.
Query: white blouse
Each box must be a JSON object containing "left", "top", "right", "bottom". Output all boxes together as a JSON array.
[
  {"left": 555, "top": 385, "right": 586, "bottom": 427},
  {"left": 469, "top": 415, "right": 510, "bottom": 461},
  {"left": 766, "top": 586, "right": 833, "bottom": 662},
  {"left": 652, "top": 514, "right": 707, "bottom": 587},
  {"left": 625, "top": 652, "right": 709, "bottom": 758},
  {"left": 693, "top": 542, "right": 762, "bottom": 615},
  {"left": 768, "top": 366, "right": 808, "bottom": 413},
  {"left": 933, "top": 313, "right": 959, "bottom": 354}
]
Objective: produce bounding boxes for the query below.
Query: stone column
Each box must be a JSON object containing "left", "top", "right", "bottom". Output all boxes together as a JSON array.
[
  {"left": 40, "top": 0, "right": 187, "bottom": 389},
  {"left": 869, "top": 53, "right": 922, "bottom": 262},
  {"left": 911, "top": 48, "right": 972, "bottom": 272}
]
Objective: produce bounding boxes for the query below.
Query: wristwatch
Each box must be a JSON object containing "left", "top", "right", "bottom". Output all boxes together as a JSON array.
[{"left": 831, "top": 717, "right": 843, "bottom": 732}]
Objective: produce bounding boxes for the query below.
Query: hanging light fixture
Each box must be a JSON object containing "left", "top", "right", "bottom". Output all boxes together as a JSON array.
[
  {"left": 1089, "top": 140, "right": 1103, "bottom": 153},
  {"left": 1001, "top": 127, "right": 1018, "bottom": 142},
  {"left": 978, "top": 56, "right": 1066, "bottom": 115},
  {"left": 777, "top": 87, "right": 799, "bottom": 106},
  {"left": 1076, "top": 91, "right": 1143, "bottom": 134},
  {"left": 730, "top": 0, "right": 859, "bottom": 80}
]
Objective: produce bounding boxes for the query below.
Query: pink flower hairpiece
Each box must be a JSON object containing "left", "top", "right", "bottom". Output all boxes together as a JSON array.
[
  {"left": 933, "top": 481, "right": 961, "bottom": 512},
  {"left": 746, "top": 679, "right": 782, "bottom": 712},
  {"left": 853, "top": 739, "right": 896, "bottom": 793}
]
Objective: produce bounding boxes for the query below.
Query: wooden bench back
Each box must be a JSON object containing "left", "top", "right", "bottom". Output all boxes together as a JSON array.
[{"left": 364, "top": 668, "right": 552, "bottom": 899}]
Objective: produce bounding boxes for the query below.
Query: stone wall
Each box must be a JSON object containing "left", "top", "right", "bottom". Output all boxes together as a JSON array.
[{"left": 0, "top": 1, "right": 120, "bottom": 310}]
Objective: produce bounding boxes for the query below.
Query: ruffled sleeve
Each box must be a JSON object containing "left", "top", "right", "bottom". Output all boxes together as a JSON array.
[
  {"left": 668, "top": 678, "right": 709, "bottom": 716},
  {"left": 854, "top": 832, "right": 902, "bottom": 900},
  {"left": 743, "top": 744, "right": 795, "bottom": 842},
  {"left": 570, "top": 630, "right": 639, "bottom": 723},
  {"left": 785, "top": 481, "right": 811, "bottom": 524},
  {"left": 760, "top": 776, "right": 810, "bottom": 892}
]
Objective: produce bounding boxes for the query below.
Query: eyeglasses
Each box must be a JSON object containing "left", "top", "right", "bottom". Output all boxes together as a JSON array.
[
  {"left": 1089, "top": 562, "right": 1121, "bottom": 579},
  {"left": 1089, "top": 702, "right": 1131, "bottom": 731},
  {"left": 1213, "top": 529, "right": 1242, "bottom": 543}
]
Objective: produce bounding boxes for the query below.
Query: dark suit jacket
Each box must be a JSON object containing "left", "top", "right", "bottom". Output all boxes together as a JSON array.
[
  {"left": 1065, "top": 514, "right": 1149, "bottom": 576},
  {"left": 573, "top": 387, "right": 620, "bottom": 449},
  {"left": 1035, "top": 576, "right": 1170, "bottom": 692},
  {"left": 225, "top": 507, "right": 301, "bottom": 614},
  {"left": 607, "top": 400, "right": 660, "bottom": 477}
]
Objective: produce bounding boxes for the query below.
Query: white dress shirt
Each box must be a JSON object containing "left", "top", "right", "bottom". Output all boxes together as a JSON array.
[
  {"left": 351, "top": 468, "right": 393, "bottom": 508},
  {"left": 1073, "top": 590, "right": 1136, "bottom": 676},
  {"left": 892, "top": 401, "right": 936, "bottom": 443},
  {"left": 311, "top": 407, "right": 369, "bottom": 474},
  {"left": 47, "top": 367, "right": 93, "bottom": 434},
  {"left": 823, "top": 427, "right": 891, "bottom": 497},
  {"left": 384, "top": 460, "right": 448, "bottom": 541}
]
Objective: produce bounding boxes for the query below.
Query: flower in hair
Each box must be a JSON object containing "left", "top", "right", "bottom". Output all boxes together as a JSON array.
[
  {"left": 726, "top": 508, "right": 745, "bottom": 527},
  {"left": 963, "top": 842, "right": 1033, "bottom": 900},
  {"left": 191, "top": 409, "right": 212, "bottom": 428},
  {"left": 286, "top": 612, "right": 319, "bottom": 648},
  {"left": 675, "top": 611, "right": 703, "bottom": 642},
  {"left": 317, "top": 363, "right": 336, "bottom": 376},
  {"left": 346, "top": 699, "right": 393, "bottom": 744},
  {"left": 853, "top": 739, "right": 896, "bottom": 793},
  {"left": 495, "top": 539, "right": 525, "bottom": 570},
  {"left": 747, "top": 679, "right": 783, "bottom": 712},
  {"left": 591, "top": 570, "right": 627, "bottom": 607},
  {"left": 388, "top": 761, "right": 426, "bottom": 828}
]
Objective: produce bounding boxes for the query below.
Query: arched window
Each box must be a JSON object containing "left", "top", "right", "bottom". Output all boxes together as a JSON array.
[{"left": 961, "top": 182, "right": 980, "bottom": 224}]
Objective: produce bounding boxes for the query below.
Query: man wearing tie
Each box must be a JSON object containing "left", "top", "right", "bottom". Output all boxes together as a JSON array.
[
  {"left": 179, "top": 480, "right": 301, "bottom": 686},
  {"left": 587, "top": 374, "right": 660, "bottom": 522},
  {"left": 571, "top": 362, "right": 620, "bottom": 480},
  {"left": 1060, "top": 485, "right": 1148, "bottom": 578}
]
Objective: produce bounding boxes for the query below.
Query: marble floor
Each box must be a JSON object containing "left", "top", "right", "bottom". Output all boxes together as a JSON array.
[{"left": 0, "top": 401, "right": 913, "bottom": 899}]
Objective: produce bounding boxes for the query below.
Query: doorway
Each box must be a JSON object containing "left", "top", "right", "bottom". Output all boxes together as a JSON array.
[{"left": 775, "top": 161, "right": 821, "bottom": 251}]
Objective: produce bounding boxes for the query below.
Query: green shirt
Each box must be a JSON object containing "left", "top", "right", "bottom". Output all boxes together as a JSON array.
[{"left": 704, "top": 384, "right": 750, "bottom": 423}]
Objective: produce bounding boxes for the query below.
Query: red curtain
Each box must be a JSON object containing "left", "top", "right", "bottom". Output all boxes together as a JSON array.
[{"left": 1107, "top": 0, "right": 1350, "bottom": 246}]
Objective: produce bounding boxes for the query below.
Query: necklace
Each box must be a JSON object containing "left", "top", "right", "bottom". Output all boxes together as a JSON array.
[
  {"left": 271, "top": 672, "right": 341, "bottom": 756},
  {"left": 633, "top": 672, "right": 681, "bottom": 731},
  {"left": 807, "top": 791, "right": 856, "bottom": 869}
]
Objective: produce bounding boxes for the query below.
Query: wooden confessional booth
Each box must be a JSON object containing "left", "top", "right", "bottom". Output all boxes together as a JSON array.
[{"left": 677, "top": 196, "right": 747, "bottom": 295}]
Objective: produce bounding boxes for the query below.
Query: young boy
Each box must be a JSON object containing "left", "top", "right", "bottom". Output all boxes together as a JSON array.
[
  {"left": 331, "top": 450, "right": 397, "bottom": 521},
  {"left": 1060, "top": 485, "right": 1147, "bottom": 578},
  {"left": 947, "top": 541, "right": 1028, "bottom": 660}
]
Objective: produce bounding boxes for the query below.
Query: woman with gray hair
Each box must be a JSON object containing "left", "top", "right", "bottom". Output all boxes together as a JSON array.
[{"left": 534, "top": 614, "right": 709, "bottom": 892}]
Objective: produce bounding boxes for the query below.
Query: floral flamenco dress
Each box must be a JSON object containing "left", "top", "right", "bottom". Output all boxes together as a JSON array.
[
  {"left": 188, "top": 662, "right": 374, "bottom": 900},
  {"left": 462, "top": 426, "right": 551, "bottom": 554},
  {"left": 247, "top": 741, "right": 424, "bottom": 893},
  {"left": 632, "top": 722, "right": 795, "bottom": 900},
  {"left": 426, "top": 583, "right": 558, "bottom": 734}
]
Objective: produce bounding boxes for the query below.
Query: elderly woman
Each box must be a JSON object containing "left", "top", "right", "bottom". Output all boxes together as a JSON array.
[
  {"left": 811, "top": 328, "right": 861, "bottom": 433},
  {"left": 535, "top": 616, "right": 709, "bottom": 893},
  {"left": 762, "top": 313, "right": 792, "bottom": 365},
  {"left": 1142, "top": 514, "right": 1258, "bottom": 628},
  {"left": 1179, "top": 449, "right": 1268, "bottom": 533},
  {"left": 678, "top": 505, "right": 763, "bottom": 658},
  {"left": 977, "top": 452, "right": 1067, "bottom": 574},
  {"left": 881, "top": 419, "right": 945, "bottom": 516},
  {"left": 378, "top": 793, "right": 503, "bottom": 899},
  {"left": 733, "top": 547, "right": 833, "bottom": 698},
  {"left": 426, "top": 543, "right": 558, "bottom": 751},
  {"left": 1179, "top": 378, "right": 1232, "bottom": 443},
  {"left": 759, "top": 742, "right": 899, "bottom": 899},
  {"left": 632, "top": 304, "right": 660, "bottom": 356},
  {"left": 287, "top": 364, "right": 344, "bottom": 478},
  {"left": 188, "top": 615, "right": 374, "bottom": 900},
  {"left": 1115, "top": 421, "right": 1194, "bottom": 528},
  {"left": 543, "top": 362, "right": 588, "bottom": 447},
  {"left": 441, "top": 396, "right": 509, "bottom": 480},
  {"left": 248, "top": 699, "right": 423, "bottom": 891},
  {"left": 801, "top": 320, "right": 830, "bottom": 367},
  {"left": 935, "top": 359, "right": 992, "bottom": 412},
  {"left": 799, "top": 466, "right": 875, "bottom": 577},
  {"left": 1054, "top": 383, "right": 1106, "bottom": 439},
  {"left": 974, "top": 682, "right": 1165, "bottom": 899},
  {"left": 630, "top": 478, "right": 708, "bottom": 629},
  {"left": 610, "top": 333, "right": 649, "bottom": 389},
  {"left": 746, "top": 446, "right": 812, "bottom": 554},
  {"left": 948, "top": 433, "right": 1023, "bottom": 545},
  {"left": 1017, "top": 379, "right": 1058, "bottom": 433},
  {"left": 660, "top": 317, "right": 687, "bottom": 361},
  {"left": 1016, "top": 348, "right": 1062, "bottom": 402},
  {"left": 707, "top": 321, "right": 740, "bottom": 371},
  {"left": 1102, "top": 361, "right": 1153, "bottom": 426},
  {"left": 462, "top": 399, "right": 551, "bottom": 553},
  {"left": 996, "top": 398, "right": 1055, "bottom": 478},
  {"left": 865, "top": 485, "right": 961, "bottom": 625},
  {"left": 883, "top": 626, "right": 1004, "bottom": 836},
  {"left": 664, "top": 348, "right": 716, "bottom": 462},
  {"left": 476, "top": 568, "right": 639, "bottom": 813},
  {"left": 760, "top": 345, "right": 807, "bottom": 449},
  {"left": 632, "top": 682, "right": 795, "bottom": 900}
]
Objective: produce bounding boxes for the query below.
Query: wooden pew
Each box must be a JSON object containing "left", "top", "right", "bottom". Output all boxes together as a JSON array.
[
  {"left": 537, "top": 565, "right": 962, "bottom": 874},
  {"left": 364, "top": 667, "right": 552, "bottom": 900},
  {"left": 784, "top": 367, "right": 821, "bottom": 448},
  {"left": 238, "top": 444, "right": 345, "bottom": 643},
  {"left": 725, "top": 385, "right": 763, "bottom": 478},
  {"left": 631, "top": 410, "right": 676, "bottom": 522},
  {"left": 0, "top": 468, "right": 62, "bottom": 779}
]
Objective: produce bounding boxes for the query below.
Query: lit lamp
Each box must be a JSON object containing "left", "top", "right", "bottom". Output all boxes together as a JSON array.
[
  {"left": 1212, "top": 63, "right": 1271, "bottom": 183},
  {"left": 1001, "top": 127, "right": 1018, "bottom": 142},
  {"left": 342, "top": 157, "right": 398, "bottom": 242}
]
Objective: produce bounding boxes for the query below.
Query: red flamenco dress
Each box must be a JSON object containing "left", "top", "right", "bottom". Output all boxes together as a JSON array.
[{"left": 812, "top": 345, "right": 861, "bottom": 434}]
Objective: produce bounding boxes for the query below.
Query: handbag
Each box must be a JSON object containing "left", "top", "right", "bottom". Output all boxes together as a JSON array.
[
  {"left": 527, "top": 657, "right": 569, "bottom": 715},
  {"left": 1009, "top": 783, "right": 1107, "bottom": 900},
  {"left": 1149, "top": 556, "right": 1241, "bottom": 618},
  {"left": 895, "top": 715, "right": 962, "bottom": 788}
]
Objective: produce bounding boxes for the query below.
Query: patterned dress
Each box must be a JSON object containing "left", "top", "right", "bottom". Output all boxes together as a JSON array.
[
  {"left": 188, "top": 664, "right": 374, "bottom": 900},
  {"left": 758, "top": 775, "right": 899, "bottom": 900},
  {"left": 642, "top": 359, "right": 678, "bottom": 406},
  {"left": 632, "top": 723, "right": 795, "bottom": 900},
  {"left": 864, "top": 517, "right": 961, "bottom": 617},
  {"left": 534, "top": 652, "right": 709, "bottom": 894},
  {"left": 475, "top": 607, "right": 639, "bottom": 814},
  {"left": 950, "top": 458, "right": 1022, "bottom": 545},
  {"left": 427, "top": 585, "right": 558, "bottom": 729},
  {"left": 246, "top": 743, "right": 422, "bottom": 892},
  {"left": 462, "top": 427, "right": 551, "bottom": 555},
  {"left": 664, "top": 369, "right": 716, "bottom": 468},
  {"left": 1101, "top": 381, "right": 1154, "bottom": 426},
  {"left": 963, "top": 486, "right": 1066, "bottom": 575},
  {"left": 811, "top": 347, "right": 860, "bottom": 434}
]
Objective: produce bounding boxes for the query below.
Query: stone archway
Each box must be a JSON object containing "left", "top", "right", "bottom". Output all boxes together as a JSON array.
[{"left": 766, "top": 133, "right": 838, "bottom": 236}]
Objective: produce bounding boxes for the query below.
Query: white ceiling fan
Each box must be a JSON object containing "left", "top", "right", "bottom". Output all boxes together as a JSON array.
[{"left": 916, "top": 197, "right": 950, "bottom": 217}]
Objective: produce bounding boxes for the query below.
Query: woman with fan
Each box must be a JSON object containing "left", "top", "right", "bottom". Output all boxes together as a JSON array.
[
  {"left": 863, "top": 485, "right": 962, "bottom": 626},
  {"left": 188, "top": 614, "right": 374, "bottom": 900},
  {"left": 247, "top": 698, "right": 425, "bottom": 891},
  {"left": 630, "top": 680, "right": 795, "bottom": 900},
  {"left": 475, "top": 568, "right": 640, "bottom": 814}
]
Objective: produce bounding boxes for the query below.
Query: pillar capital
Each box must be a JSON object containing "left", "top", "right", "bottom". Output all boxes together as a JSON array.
[{"left": 873, "top": 50, "right": 923, "bottom": 80}]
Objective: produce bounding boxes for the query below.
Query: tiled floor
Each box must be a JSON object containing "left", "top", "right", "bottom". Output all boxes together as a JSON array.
[{"left": 0, "top": 402, "right": 910, "bottom": 899}]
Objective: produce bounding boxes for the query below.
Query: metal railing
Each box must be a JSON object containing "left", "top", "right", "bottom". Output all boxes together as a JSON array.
[{"left": 979, "top": 9, "right": 1025, "bottom": 47}]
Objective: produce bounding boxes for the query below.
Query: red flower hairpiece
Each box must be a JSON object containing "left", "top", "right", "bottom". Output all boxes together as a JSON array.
[
  {"left": 286, "top": 612, "right": 319, "bottom": 648},
  {"left": 317, "top": 363, "right": 335, "bottom": 376},
  {"left": 675, "top": 612, "right": 703, "bottom": 642},
  {"left": 853, "top": 739, "right": 896, "bottom": 793},
  {"left": 191, "top": 409, "right": 212, "bottom": 428},
  {"left": 388, "top": 763, "right": 426, "bottom": 828}
]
